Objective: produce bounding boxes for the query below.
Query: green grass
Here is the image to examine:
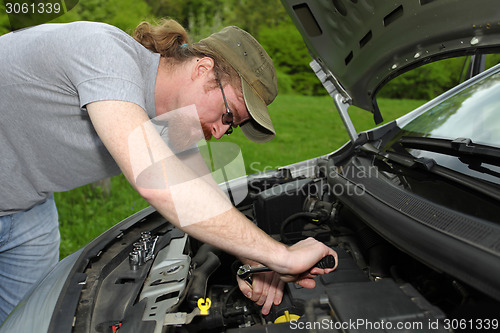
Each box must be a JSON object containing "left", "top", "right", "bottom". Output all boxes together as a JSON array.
[
  {"left": 55, "top": 176, "right": 148, "bottom": 258},
  {"left": 56, "top": 95, "right": 425, "bottom": 258}
]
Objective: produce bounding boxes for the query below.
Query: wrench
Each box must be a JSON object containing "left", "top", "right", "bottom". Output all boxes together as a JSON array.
[{"left": 237, "top": 254, "right": 336, "bottom": 280}]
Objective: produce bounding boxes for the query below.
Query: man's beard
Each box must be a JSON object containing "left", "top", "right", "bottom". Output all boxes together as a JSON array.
[
  {"left": 201, "top": 121, "right": 213, "bottom": 141},
  {"left": 164, "top": 107, "right": 213, "bottom": 152}
]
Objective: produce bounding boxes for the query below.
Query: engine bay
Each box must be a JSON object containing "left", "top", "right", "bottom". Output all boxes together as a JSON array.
[{"left": 70, "top": 157, "right": 500, "bottom": 333}]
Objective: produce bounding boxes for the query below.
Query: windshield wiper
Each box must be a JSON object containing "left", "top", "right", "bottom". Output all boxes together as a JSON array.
[
  {"left": 359, "top": 142, "right": 500, "bottom": 202},
  {"left": 399, "top": 137, "right": 500, "bottom": 167}
]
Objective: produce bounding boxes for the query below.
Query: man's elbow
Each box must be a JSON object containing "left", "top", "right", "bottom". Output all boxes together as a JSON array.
[{"left": 137, "top": 187, "right": 175, "bottom": 215}]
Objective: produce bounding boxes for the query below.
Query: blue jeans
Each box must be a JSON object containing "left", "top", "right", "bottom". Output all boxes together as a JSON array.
[{"left": 0, "top": 196, "right": 60, "bottom": 324}]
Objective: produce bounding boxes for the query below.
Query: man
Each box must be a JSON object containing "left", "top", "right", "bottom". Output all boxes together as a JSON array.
[{"left": 0, "top": 19, "right": 337, "bottom": 323}]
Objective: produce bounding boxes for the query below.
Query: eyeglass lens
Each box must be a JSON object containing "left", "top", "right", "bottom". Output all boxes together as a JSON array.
[{"left": 218, "top": 81, "right": 234, "bottom": 135}]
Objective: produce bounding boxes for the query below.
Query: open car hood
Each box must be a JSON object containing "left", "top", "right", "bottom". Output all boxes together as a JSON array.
[{"left": 281, "top": 0, "right": 500, "bottom": 123}]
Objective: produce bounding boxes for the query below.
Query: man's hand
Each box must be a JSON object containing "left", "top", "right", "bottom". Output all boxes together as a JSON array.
[
  {"left": 236, "top": 260, "right": 285, "bottom": 315},
  {"left": 237, "top": 238, "right": 338, "bottom": 315},
  {"left": 275, "top": 237, "right": 338, "bottom": 289}
]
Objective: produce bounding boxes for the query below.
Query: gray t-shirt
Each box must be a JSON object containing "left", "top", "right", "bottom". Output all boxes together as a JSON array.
[{"left": 0, "top": 21, "right": 160, "bottom": 215}]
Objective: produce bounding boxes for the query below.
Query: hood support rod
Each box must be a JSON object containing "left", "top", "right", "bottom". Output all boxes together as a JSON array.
[{"left": 310, "top": 60, "right": 358, "bottom": 143}]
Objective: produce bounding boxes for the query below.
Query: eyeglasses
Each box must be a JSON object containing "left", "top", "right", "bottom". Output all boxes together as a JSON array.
[{"left": 218, "top": 81, "right": 234, "bottom": 135}]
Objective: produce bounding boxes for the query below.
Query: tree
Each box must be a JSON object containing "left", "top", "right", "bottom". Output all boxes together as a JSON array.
[
  {"left": 142, "top": 0, "right": 225, "bottom": 42},
  {"left": 222, "top": 0, "right": 289, "bottom": 37},
  {"left": 0, "top": 3, "right": 10, "bottom": 35},
  {"left": 50, "top": 0, "right": 151, "bottom": 33}
]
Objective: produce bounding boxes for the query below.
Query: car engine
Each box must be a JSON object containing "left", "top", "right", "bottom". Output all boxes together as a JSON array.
[{"left": 69, "top": 157, "right": 499, "bottom": 333}]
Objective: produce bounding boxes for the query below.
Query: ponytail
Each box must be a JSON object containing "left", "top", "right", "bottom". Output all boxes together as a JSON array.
[
  {"left": 133, "top": 19, "right": 188, "bottom": 58},
  {"left": 133, "top": 19, "right": 240, "bottom": 88}
]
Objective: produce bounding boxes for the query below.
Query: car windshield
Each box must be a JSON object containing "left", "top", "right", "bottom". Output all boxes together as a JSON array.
[{"left": 402, "top": 70, "right": 500, "bottom": 148}]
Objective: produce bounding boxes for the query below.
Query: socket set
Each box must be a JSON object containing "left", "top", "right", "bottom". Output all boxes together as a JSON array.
[{"left": 128, "top": 231, "right": 159, "bottom": 270}]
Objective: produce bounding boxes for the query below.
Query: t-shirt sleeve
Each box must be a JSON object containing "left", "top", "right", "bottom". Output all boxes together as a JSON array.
[
  {"left": 64, "top": 24, "right": 148, "bottom": 111},
  {"left": 77, "top": 77, "right": 145, "bottom": 110}
]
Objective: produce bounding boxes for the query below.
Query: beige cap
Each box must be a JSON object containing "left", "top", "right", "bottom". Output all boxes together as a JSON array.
[{"left": 200, "top": 26, "right": 277, "bottom": 143}]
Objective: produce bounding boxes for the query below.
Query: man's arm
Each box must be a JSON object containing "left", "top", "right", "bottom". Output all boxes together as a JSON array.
[{"left": 86, "top": 100, "right": 337, "bottom": 279}]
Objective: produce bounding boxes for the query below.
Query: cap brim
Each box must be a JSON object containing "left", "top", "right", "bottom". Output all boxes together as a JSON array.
[{"left": 240, "top": 78, "right": 276, "bottom": 143}]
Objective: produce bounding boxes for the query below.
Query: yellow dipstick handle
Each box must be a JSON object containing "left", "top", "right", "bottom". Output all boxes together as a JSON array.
[{"left": 274, "top": 310, "right": 301, "bottom": 323}]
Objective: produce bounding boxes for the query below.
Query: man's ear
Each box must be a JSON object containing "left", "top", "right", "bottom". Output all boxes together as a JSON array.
[{"left": 192, "top": 57, "right": 215, "bottom": 81}]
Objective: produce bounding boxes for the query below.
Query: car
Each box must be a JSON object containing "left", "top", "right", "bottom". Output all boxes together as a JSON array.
[{"left": 2, "top": 0, "right": 500, "bottom": 332}]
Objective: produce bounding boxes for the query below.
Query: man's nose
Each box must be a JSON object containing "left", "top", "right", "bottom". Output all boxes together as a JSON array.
[{"left": 212, "top": 123, "right": 231, "bottom": 139}]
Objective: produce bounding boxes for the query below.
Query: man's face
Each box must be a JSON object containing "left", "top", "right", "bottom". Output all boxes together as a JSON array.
[
  {"left": 198, "top": 81, "right": 251, "bottom": 140},
  {"left": 163, "top": 57, "right": 252, "bottom": 142}
]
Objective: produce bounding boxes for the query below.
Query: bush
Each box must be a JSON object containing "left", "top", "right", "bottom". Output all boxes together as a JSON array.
[
  {"left": 379, "top": 57, "right": 464, "bottom": 100},
  {"left": 258, "top": 22, "right": 324, "bottom": 96},
  {"left": 380, "top": 55, "right": 500, "bottom": 100},
  {"left": 276, "top": 68, "right": 294, "bottom": 95}
]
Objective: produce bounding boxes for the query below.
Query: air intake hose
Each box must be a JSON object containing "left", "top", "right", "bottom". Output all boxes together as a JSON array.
[{"left": 187, "top": 245, "right": 221, "bottom": 309}]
